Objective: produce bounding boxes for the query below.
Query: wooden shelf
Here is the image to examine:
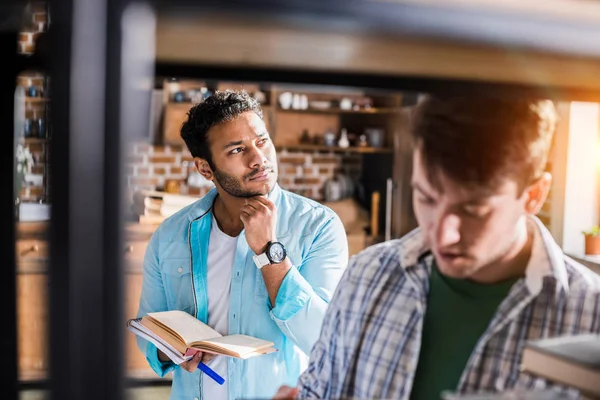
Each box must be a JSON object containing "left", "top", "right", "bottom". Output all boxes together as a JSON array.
[
  {"left": 167, "top": 101, "right": 272, "bottom": 108},
  {"left": 276, "top": 107, "right": 400, "bottom": 115},
  {"left": 23, "top": 138, "right": 50, "bottom": 143},
  {"left": 275, "top": 144, "right": 393, "bottom": 153},
  {"left": 25, "top": 97, "right": 49, "bottom": 103}
]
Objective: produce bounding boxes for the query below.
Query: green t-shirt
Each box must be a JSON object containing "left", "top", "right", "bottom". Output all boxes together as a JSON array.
[{"left": 409, "top": 263, "right": 519, "bottom": 400}]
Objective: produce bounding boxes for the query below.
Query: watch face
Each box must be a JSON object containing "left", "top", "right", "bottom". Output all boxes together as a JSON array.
[{"left": 268, "top": 242, "right": 286, "bottom": 263}]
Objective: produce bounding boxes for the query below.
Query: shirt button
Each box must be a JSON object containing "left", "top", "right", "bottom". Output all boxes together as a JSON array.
[
  {"left": 177, "top": 267, "right": 183, "bottom": 273},
  {"left": 194, "top": 397, "right": 199, "bottom": 400}
]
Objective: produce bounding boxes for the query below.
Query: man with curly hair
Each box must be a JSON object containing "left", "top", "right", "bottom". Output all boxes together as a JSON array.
[{"left": 136, "top": 90, "right": 348, "bottom": 400}]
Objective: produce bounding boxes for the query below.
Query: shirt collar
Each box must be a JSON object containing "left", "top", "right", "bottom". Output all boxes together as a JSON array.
[
  {"left": 399, "top": 215, "right": 570, "bottom": 294},
  {"left": 525, "top": 216, "right": 570, "bottom": 295}
]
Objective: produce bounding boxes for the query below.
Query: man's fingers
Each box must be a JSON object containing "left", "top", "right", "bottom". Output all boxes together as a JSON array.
[
  {"left": 245, "top": 198, "right": 271, "bottom": 212},
  {"left": 251, "top": 196, "right": 275, "bottom": 209},
  {"left": 273, "top": 385, "right": 298, "bottom": 400},
  {"left": 181, "top": 352, "right": 202, "bottom": 373},
  {"left": 240, "top": 205, "right": 255, "bottom": 215},
  {"left": 201, "top": 352, "right": 217, "bottom": 363}
]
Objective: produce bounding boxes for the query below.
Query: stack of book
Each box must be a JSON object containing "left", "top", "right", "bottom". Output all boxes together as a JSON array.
[
  {"left": 521, "top": 334, "right": 600, "bottom": 399},
  {"left": 131, "top": 190, "right": 200, "bottom": 225}
]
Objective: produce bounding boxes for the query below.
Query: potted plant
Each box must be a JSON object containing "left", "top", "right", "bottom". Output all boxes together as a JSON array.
[{"left": 582, "top": 225, "right": 600, "bottom": 255}]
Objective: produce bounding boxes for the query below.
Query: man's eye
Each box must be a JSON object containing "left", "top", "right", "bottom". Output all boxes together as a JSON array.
[
  {"left": 463, "top": 206, "right": 489, "bottom": 217},
  {"left": 229, "top": 147, "right": 243, "bottom": 155},
  {"left": 257, "top": 138, "right": 269, "bottom": 146},
  {"left": 417, "top": 195, "right": 435, "bottom": 205}
]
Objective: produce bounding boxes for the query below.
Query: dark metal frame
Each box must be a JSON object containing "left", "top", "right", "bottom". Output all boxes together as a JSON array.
[
  {"left": 1, "top": 29, "right": 20, "bottom": 400},
  {"left": 48, "top": 0, "right": 127, "bottom": 398},
  {"left": 3, "top": 1, "right": 600, "bottom": 399}
]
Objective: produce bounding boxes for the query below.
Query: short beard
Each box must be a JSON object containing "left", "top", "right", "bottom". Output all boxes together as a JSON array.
[{"left": 213, "top": 168, "right": 265, "bottom": 198}]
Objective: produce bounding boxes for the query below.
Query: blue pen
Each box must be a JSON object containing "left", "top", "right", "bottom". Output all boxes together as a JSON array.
[{"left": 198, "top": 361, "right": 225, "bottom": 385}]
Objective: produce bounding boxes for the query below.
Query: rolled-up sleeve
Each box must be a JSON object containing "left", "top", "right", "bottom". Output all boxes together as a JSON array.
[
  {"left": 269, "top": 214, "right": 348, "bottom": 354},
  {"left": 135, "top": 229, "right": 177, "bottom": 377}
]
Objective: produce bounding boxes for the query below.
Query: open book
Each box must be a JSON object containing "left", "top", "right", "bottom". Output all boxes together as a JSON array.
[{"left": 127, "top": 310, "right": 277, "bottom": 364}]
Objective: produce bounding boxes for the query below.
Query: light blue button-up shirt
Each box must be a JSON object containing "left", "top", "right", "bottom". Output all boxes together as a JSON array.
[{"left": 136, "top": 184, "right": 348, "bottom": 400}]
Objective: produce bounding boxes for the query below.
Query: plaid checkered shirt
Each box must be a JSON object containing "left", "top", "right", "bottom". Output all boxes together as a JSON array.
[{"left": 297, "top": 217, "right": 600, "bottom": 399}]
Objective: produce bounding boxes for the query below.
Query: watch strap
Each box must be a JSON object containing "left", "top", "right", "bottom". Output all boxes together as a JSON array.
[{"left": 253, "top": 252, "right": 270, "bottom": 269}]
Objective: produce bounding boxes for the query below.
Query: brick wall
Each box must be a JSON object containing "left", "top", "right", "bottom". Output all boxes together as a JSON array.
[
  {"left": 18, "top": 1, "right": 47, "bottom": 54},
  {"left": 16, "top": 2, "right": 49, "bottom": 202},
  {"left": 277, "top": 149, "right": 362, "bottom": 199},
  {"left": 127, "top": 142, "right": 362, "bottom": 201}
]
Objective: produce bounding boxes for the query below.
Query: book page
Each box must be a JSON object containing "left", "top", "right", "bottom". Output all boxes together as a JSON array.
[
  {"left": 148, "top": 310, "right": 222, "bottom": 345},
  {"left": 127, "top": 319, "right": 190, "bottom": 364},
  {"left": 192, "top": 334, "right": 274, "bottom": 357}
]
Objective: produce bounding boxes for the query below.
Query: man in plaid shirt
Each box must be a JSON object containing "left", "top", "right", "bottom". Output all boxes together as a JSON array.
[{"left": 275, "top": 95, "right": 600, "bottom": 399}]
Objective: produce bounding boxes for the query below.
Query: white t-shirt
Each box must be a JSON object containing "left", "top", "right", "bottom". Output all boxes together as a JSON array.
[{"left": 202, "top": 214, "right": 237, "bottom": 400}]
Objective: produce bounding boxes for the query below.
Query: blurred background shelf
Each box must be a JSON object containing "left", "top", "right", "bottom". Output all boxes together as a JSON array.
[
  {"left": 275, "top": 144, "right": 393, "bottom": 153},
  {"left": 276, "top": 107, "right": 401, "bottom": 115},
  {"left": 22, "top": 138, "right": 50, "bottom": 144},
  {"left": 25, "top": 97, "right": 49, "bottom": 103}
]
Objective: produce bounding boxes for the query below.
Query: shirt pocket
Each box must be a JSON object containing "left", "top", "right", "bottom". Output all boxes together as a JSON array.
[{"left": 160, "top": 259, "right": 195, "bottom": 314}]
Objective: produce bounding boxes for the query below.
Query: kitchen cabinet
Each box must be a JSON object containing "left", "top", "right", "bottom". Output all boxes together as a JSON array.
[
  {"left": 17, "top": 273, "right": 48, "bottom": 381},
  {"left": 15, "top": 223, "right": 157, "bottom": 381}
]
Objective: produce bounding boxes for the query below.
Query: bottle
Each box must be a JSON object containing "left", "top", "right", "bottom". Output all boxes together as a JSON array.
[
  {"left": 324, "top": 128, "right": 336, "bottom": 147},
  {"left": 37, "top": 118, "right": 45, "bottom": 139},
  {"left": 27, "top": 85, "right": 37, "bottom": 97},
  {"left": 45, "top": 104, "right": 52, "bottom": 139},
  {"left": 338, "top": 128, "right": 350, "bottom": 148},
  {"left": 292, "top": 93, "right": 301, "bottom": 110},
  {"left": 300, "top": 129, "right": 311, "bottom": 144},
  {"left": 23, "top": 118, "right": 32, "bottom": 138}
]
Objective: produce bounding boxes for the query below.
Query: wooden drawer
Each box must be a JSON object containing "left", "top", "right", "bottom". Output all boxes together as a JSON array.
[
  {"left": 16, "top": 239, "right": 49, "bottom": 261},
  {"left": 123, "top": 240, "right": 148, "bottom": 261},
  {"left": 15, "top": 239, "right": 148, "bottom": 264},
  {"left": 18, "top": 274, "right": 49, "bottom": 380},
  {"left": 124, "top": 273, "right": 152, "bottom": 372},
  {"left": 17, "top": 272, "right": 155, "bottom": 380}
]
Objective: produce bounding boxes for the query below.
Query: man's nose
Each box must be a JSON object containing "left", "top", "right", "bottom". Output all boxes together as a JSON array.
[
  {"left": 249, "top": 147, "right": 268, "bottom": 169},
  {"left": 436, "top": 213, "right": 461, "bottom": 247}
]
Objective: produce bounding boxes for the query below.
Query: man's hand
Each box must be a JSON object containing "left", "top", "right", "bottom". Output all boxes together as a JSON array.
[
  {"left": 240, "top": 196, "right": 277, "bottom": 255},
  {"left": 179, "top": 351, "right": 217, "bottom": 373},
  {"left": 273, "top": 385, "right": 299, "bottom": 399}
]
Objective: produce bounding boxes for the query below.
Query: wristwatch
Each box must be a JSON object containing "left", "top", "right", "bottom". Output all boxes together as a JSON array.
[{"left": 253, "top": 241, "right": 287, "bottom": 269}]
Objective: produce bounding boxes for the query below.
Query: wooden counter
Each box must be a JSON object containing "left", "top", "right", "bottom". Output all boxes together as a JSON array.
[
  {"left": 17, "top": 220, "right": 157, "bottom": 240},
  {"left": 15, "top": 221, "right": 160, "bottom": 382},
  {"left": 16, "top": 221, "right": 157, "bottom": 274},
  {"left": 17, "top": 221, "right": 49, "bottom": 240}
]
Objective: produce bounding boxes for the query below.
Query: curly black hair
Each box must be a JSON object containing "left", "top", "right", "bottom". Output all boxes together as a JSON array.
[{"left": 180, "top": 90, "right": 263, "bottom": 168}]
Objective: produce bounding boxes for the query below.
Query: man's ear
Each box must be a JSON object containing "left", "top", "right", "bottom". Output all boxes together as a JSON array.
[
  {"left": 524, "top": 172, "right": 552, "bottom": 215},
  {"left": 194, "top": 157, "right": 214, "bottom": 181}
]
